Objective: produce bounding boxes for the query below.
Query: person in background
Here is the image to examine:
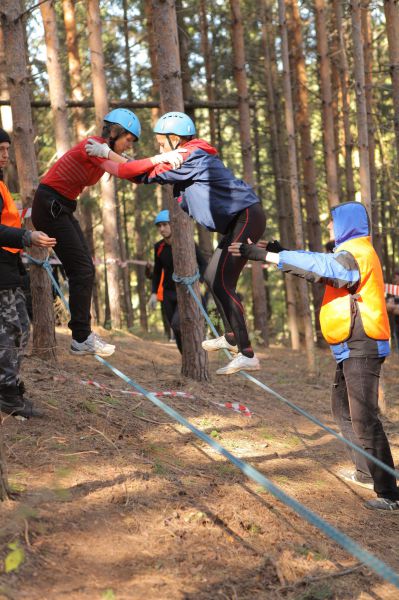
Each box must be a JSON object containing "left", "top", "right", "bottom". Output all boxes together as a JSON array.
[
  {"left": 0, "top": 128, "right": 56, "bottom": 418},
  {"left": 32, "top": 109, "right": 184, "bottom": 358},
  {"left": 229, "top": 201, "right": 399, "bottom": 512},
  {"left": 148, "top": 209, "right": 207, "bottom": 354}
]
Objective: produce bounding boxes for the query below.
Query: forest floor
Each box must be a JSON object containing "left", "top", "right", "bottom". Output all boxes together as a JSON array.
[{"left": 0, "top": 327, "right": 399, "bottom": 600}]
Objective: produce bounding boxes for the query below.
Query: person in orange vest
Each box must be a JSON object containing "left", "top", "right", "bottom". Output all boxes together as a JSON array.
[
  {"left": 229, "top": 201, "right": 399, "bottom": 511},
  {"left": 0, "top": 129, "right": 56, "bottom": 418},
  {"left": 147, "top": 209, "right": 207, "bottom": 353}
]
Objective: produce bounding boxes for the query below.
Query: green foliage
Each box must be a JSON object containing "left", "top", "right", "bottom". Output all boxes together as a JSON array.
[{"left": 101, "top": 590, "right": 116, "bottom": 600}]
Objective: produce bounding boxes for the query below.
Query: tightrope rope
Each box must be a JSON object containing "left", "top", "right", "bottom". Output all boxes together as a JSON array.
[
  {"left": 95, "top": 354, "right": 399, "bottom": 589},
  {"left": 25, "top": 254, "right": 70, "bottom": 313},
  {"left": 178, "top": 278, "right": 399, "bottom": 481},
  {"left": 33, "top": 259, "right": 399, "bottom": 587}
]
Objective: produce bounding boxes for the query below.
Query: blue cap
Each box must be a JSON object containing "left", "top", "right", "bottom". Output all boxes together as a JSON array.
[{"left": 154, "top": 209, "right": 170, "bottom": 224}]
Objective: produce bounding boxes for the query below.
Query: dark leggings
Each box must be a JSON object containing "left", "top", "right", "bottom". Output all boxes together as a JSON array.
[
  {"left": 31, "top": 184, "right": 95, "bottom": 342},
  {"left": 204, "top": 203, "right": 266, "bottom": 354},
  {"left": 162, "top": 290, "right": 182, "bottom": 354}
]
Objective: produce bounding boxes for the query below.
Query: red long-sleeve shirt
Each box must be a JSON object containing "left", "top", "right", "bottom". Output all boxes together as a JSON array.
[{"left": 41, "top": 136, "right": 153, "bottom": 200}]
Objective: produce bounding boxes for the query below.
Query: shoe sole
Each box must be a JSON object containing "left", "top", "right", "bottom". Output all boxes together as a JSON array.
[
  {"left": 202, "top": 343, "right": 239, "bottom": 354},
  {"left": 365, "top": 502, "right": 399, "bottom": 512},
  {"left": 69, "top": 348, "right": 115, "bottom": 357},
  {"left": 216, "top": 364, "right": 260, "bottom": 376}
]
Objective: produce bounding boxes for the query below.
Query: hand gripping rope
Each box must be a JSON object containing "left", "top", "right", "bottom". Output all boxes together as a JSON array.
[
  {"left": 174, "top": 272, "right": 399, "bottom": 481},
  {"left": 29, "top": 256, "right": 399, "bottom": 587}
]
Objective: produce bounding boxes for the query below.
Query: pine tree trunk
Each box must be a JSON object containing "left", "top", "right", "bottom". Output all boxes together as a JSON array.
[
  {"left": 1, "top": 0, "right": 56, "bottom": 361},
  {"left": 40, "top": 0, "right": 70, "bottom": 156},
  {"left": 0, "top": 27, "right": 18, "bottom": 193},
  {"left": 332, "top": 0, "right": 356, "bottom": 202},
  {"left": 314, "top": 0, "right": 340, "bottom": 208},
  {"left": 133, "top": 195, "right": 148, "bottom": 331},
  {"left": 350, "top": 0, "right": 372, "bottom": 217},
  {"left": 63, "top": 0, "right": 101, "bottom": 324},
  {"left": 0, "top": 423, "right": 10, "bottom": 501},
  {"left": 383, "top": 0, "right": 399, "bottom": 175},
  {"left": 151, "top": 0, "right": 209, "bottom": 381},
  {"left": 261, "top": 1, "right": 299, "bottom": 349},
  {"left": 87, "top": 0, "right": 122, "bottom": 330},
  {"left": 287, "top": 0, "right": 324, "bottom": 346},
  {"left": 278, "top": 0, "right": 316, "bottom": 375},
  {"left": 361, "top": 2, "right": 382, "bottom": 257},
  {"left": 199, "top": 0, "right": 216, "bottom": 146},
  {"left": 229, "top": 0, "right": 268, "bottom": 347}
]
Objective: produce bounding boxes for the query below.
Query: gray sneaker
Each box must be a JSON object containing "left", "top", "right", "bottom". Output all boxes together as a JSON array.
[
  {"left": 70, "top": 332, "right": 115, "bottom": 357},
  {"left": 337, "top": 468, "right": 374, "bottom": 490},
  {"left": 365, "top": 498, "right": 399, "bottom": 511}
]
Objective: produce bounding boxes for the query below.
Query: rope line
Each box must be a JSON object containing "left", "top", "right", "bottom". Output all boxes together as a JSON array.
[
  {"left": 31, "top": 259, "right": 399, "bottom": 587},
  {"left": 180, "top": 280, "right": 399, "bottom": 481},
  {"left": 95, "top": 354, "right": 399, "bottom": 589},
  {"left": 25, "top": 254, "right": 70, "bottom": 313}
]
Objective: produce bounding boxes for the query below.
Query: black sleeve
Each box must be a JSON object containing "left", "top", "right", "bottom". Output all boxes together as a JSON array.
[
  {"left": 195, "top": 244, "right": 208, "bottom": 281},
  {"left": 151, "top": 244, "right": 163, "bottom": 294}
]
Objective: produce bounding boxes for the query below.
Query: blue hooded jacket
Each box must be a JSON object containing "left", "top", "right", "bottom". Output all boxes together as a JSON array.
[{"left": 276, "top": 202, "right": 390, "bottom": 361}]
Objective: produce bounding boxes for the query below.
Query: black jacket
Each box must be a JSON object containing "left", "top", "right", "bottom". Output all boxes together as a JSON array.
[{"left": 152, "top": 240, "right": 207, "bottom": 295}]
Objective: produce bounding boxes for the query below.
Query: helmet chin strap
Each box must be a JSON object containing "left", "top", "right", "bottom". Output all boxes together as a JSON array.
[{"left": 166, "top": 134, "right": 180, "bottom": 151}]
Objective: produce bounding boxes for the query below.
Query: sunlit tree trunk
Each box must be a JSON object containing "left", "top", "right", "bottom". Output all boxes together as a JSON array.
[
  {"left": 62, "top": 0, "right": 101, "bottom": 324},
  {"left": 1, "top": 0, "right": 56, "bottom": 361},
  {"left": 384, "top": 0, "right": 399, "bottom": 174},
  {"left": 230, "top": 0, "right": 268, "bottom": 347},
  {"left": 0, "top": 28, "right": 18, "bottom": 192},
  {"left": 279, "top": 0, "right": 316, "bottom": 375},
  {"left": 314, "top": 0, "right": 340, "bottom": 207},
  {"left": 332, "top": 0, "right": 356, "bottom": 202},
  {"left": 87, "top": 0, "right": 122, "bottom": 329},
  {"left": 361, "top": 1, "right": 382, "bottom": 256},
  {"left": 40, "top": 0, "right": 70, "bottom": 157},
  {"left": 350, "top": 0, "right": 372, "bottom": 217},
  {"left": 199, "top": 0, "right": 216, "bottom": 146},
  {"left": 152, "top": 0, "right": 209, "bottom": 381},
  {"left": 287, "top": 0, "right": 324, "bottom": 345},
  {"left": 261, "top": 0, "right": 299, "bottom": 349}
]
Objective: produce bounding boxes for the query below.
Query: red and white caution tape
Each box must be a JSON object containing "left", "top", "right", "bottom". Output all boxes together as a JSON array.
[
  {"left": 212, "top": 400, "right": 252, "bottom": 417},
  {"left": 385, "top": 283, "right": 399, "bottom": 296}
]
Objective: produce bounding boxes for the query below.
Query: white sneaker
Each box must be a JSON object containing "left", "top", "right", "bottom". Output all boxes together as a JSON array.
[
  {"left": 202, "top": 335, "right": 238, "bottom": 354},
  {"left": 70, "top": 332, "right": 116, "bottom": 357},
  {"left": 216, "top": 353, "right": 260, "bottom": 375}
]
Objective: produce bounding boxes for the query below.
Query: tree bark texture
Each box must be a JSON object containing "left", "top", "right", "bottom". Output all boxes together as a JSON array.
[
  {"left": 384, "top": 0, "right": 399, "bottom": 175},
  {"left": 151, "top": 0, "right": 209, "bottom": 381},
  {"left": 1, "top": 0, "right": 56, "bottom": 361},
  {"left": 40, "top": 0, "right": 71, "bottom": 157},
  {"left": 0, "top": 27, "right": 18, "bottom": 193},
  {"left": 350, "top": 0, "right": 372, "bottom": 218},
  {"left": 229, "top": 0, "right": 269, "bottom": 347},
  {"left": 87, "top": 0, "right": 122, "bottom": 329},
  {"left": 199, "top": 0, "right": 216, "bottom": 146},
  {"left": 278, "top": 0, "right": 316, "bottom": 374},
  {"left": 332, "top": 0, "right": 356, "bottom": 202},
  {"left": 0, "top": 423, "right": 10, "bottom": 501},
  {"left": 314, "top": 0, "right": 340, "bottom": 207},
  {"left": 261, "top": 1, "right": 299, "bottom": 349}
]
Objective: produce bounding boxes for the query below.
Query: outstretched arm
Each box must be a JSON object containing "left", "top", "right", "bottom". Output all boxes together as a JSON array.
[{"left": 229, "top": 241, "right": 359, "bottom": 289}]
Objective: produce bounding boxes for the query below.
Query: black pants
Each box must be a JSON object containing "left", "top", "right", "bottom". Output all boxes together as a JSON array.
[
  {"left": 204, "top": 203, "right": 266, "bottom": 353},
  {"left": 162, "top": 290, "right": 182, "bottom": 354},
  {"left": 32, "top": 185, "right": 95, "bottom": 342},
  {"left": 331, "top": 356, "right": 399, "bottom": 500}
]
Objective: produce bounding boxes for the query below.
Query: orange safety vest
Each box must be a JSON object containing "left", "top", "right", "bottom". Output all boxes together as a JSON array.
[
  {"left": 156, "top": 241, "right": 166, "bottom": 301},
  {"left": 320, "top": 236, "right": 390, "bottom": 345},
  {"left": 0, "top": 180, "right": 22, "bottom": 254}
]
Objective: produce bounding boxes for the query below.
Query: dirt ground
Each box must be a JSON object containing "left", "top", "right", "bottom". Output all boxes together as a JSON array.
[{"left": 1, "top": 327, "right": 399, "bottom": 600}]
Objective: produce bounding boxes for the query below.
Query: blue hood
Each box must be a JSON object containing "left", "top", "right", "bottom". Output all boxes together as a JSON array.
[{"left": 331, "top": 202, "right": 370, "bottom": 246}]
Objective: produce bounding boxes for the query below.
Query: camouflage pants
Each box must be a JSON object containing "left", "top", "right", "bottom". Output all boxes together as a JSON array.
[{"left": 0, "top": 288, "right": 30, "bottom": 386}]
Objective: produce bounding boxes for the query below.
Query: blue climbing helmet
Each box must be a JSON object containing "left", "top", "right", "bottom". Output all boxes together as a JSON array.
[
  {"left": 153, "top": 112, "right": 196, "bottom": 137},
  {"left": 154, "top": 209, "right": 170, "bottom": 225},
  {"left": 103, "top": 108, "right": 141, "bottom": 139}
]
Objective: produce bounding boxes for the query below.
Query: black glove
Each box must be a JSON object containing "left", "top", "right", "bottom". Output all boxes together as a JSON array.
[
  {"left": 265, "top": 239, "right": 286, "bottom": 253},
  {"left": 239, "top": 244, "right": 267, "bottom": 261}
]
